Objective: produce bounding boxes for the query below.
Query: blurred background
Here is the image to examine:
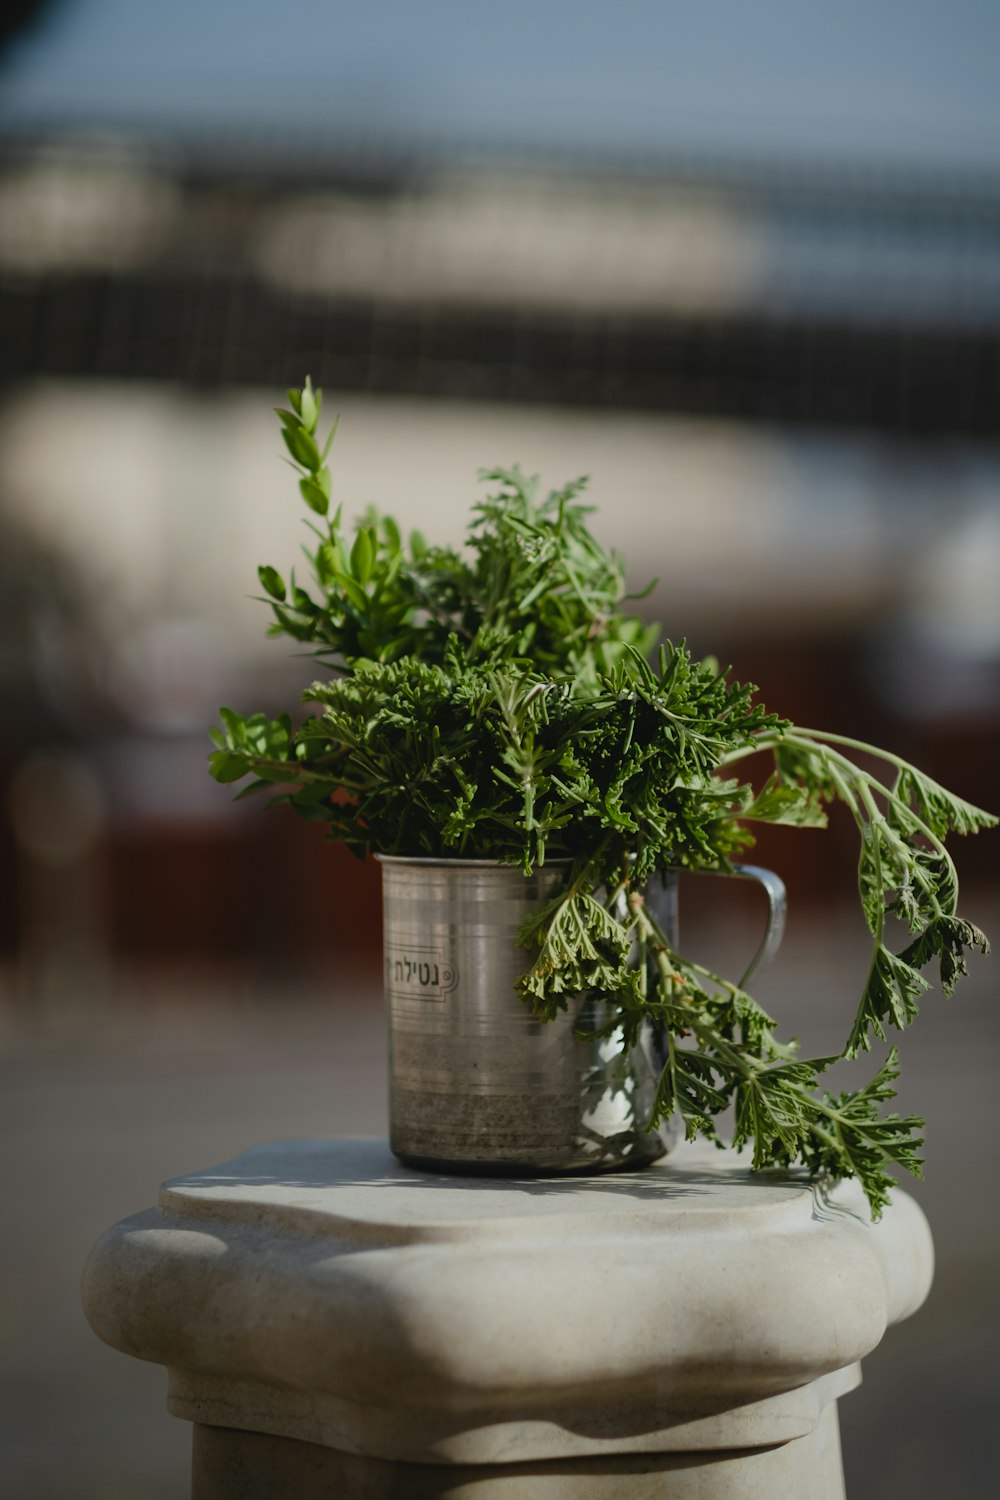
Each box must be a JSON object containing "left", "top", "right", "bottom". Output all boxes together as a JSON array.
[{"left": 0, "top": 3, "right": 997, "bottom": 1496}]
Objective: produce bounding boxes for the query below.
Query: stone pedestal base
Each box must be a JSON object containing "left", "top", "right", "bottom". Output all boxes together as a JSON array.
[
  {"left": 192, "top": 1404, "right": 845, "bottom": 1500},
  {"left": 84, "top": 1139, "right": 933, "bottom": 1500}
]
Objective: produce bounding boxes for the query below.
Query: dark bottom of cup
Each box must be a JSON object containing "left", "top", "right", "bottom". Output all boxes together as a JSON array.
[{"left": 391, "top": 1145, "right": 668, "bottom": 1178}]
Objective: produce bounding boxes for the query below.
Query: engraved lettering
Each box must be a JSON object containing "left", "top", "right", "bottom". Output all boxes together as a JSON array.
[{"left": 385, "top": 946, "right": 459, "bottom": 999}]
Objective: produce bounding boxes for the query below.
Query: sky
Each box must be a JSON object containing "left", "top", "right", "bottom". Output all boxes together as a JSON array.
[{"left": 1, "top": 0, "right": 999, "bottom": 170}]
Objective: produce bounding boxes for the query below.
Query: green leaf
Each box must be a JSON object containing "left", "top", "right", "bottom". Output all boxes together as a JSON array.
[
  {"left": 209, "top": 750, "right": 250, "bottom": 784},
  {"left": 299, "top": 477, "right": 329, "bottom": 516},
  {"left": 847, "top": 943, "right": 930, "bottom": 1055},
  {"left": 268, "top": 602, "right": 313, "bottom": 641},
  {"left": 282, "top": 426, "right": 322, "bottom": 471},
  {"left": 332, "top": 569, "right": 370, "bottom": 613},
  {"left": 734, "top": 1059, "right": 821, "bottom": 1166},
  {"left": 382, "top": 514, "right": 401, "bottom": 552},
  {"left": 299, "top": 378, "right": 319, "bottom": 434},
  {"left": 801, "top": 1050, "right": 925, "bottom": 1219},
  {"left": 321, "top": 415, "right": 340, "bottom": 463},
  {"left": 898, "top": 914, "right": 990, "bottom": 997},
  {"left": 350, "top": 527, "right": 376, "bottom": 585},
  {"left": 315, "top": 544, "right": 343, "bottom": 591},
  {"left": 257, "top": 565, "right": 286, "bottom": 601},
  {"left": 218, "top": 706, "right": 246, "bottom": 746},
  {"left": 516, "top": 885, "right": 632, "bottom": 1015},
  {"left": 742, "top": 772, "right": 828, "bottom": 828},
  {"left": 232, "top": 777, "right": 272, "bottom": 800},
  {"left": 652, "top": 1047, "right": 729, "bottom": 1143},
  {"left": 894, "top": 765, "right": 997, "bottom": 839}
]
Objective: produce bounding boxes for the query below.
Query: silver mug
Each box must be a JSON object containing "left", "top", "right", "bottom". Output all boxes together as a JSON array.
[{"left": 378, "top": 856, "right": 786, "bottom": 1174}]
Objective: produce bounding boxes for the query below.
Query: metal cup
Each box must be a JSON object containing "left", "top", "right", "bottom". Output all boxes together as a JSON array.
[{"left": 378, "top": 856, "right": 785, "bottom": 1175}]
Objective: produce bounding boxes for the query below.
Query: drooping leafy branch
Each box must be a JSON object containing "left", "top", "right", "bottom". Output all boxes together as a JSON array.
[{"left": 720, "top": 730, "right": 993, "bottom": 1058}]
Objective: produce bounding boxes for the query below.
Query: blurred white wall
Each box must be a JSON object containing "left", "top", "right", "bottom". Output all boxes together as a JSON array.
[{"left": 6, "top": 383, "right": 996, "bottom": 666}]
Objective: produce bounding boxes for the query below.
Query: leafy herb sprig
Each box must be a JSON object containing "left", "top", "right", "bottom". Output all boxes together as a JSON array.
[
  {"left": 210, "top": 380, "right": 995, "bottom": 1217},
  {"left": 252, "top": 378, "right": 656, "bottom": 681}
]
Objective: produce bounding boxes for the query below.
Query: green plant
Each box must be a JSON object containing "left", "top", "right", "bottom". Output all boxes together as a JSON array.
[{"left": 211, "top": 379, "right": 995, "bottom": 1216}]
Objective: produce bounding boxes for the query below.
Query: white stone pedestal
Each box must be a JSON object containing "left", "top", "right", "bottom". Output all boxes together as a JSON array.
[{"left": 82, "top": 1139, "right": 933, "bottom": 1499}]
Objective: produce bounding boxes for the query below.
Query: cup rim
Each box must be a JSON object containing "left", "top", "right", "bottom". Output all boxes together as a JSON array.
[{"left": 375, "top": 854, "right": 573, "bottom": 869}]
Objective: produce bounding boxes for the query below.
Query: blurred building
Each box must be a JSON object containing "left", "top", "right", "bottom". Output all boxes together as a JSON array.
[{"left": 1, "top": 10, "right": 998, "bottom": 995}]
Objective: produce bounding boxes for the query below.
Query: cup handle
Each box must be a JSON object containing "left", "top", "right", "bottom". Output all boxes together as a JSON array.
[
  {"left": 639, "top": 865, "right": 786, "bottom": 1087},
  {"left": 643, "top": 864, "right": 787, "bottom": 989},
  {"left": 685, "top": 864, "right": 787, "bottom": 989},
  {"left": 724, "top": 864, "right": 787, "bottom": 989}
]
